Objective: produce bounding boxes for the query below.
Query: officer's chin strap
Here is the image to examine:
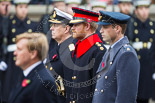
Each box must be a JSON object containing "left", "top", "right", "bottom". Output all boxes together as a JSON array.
[{"left": 55, "top": 75, "right": 65, "bottom": 96}]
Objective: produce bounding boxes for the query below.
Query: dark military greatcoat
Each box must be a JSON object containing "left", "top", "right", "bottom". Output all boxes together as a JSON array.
[
  {"left": 66, "top": 33, "right": 106, "bottom": 103},
  {"left": 92, "top": 36, "right": 140, "bottom": 103},
  {"left": 127, "top": 17, "right": 155, "bottom": 99}
]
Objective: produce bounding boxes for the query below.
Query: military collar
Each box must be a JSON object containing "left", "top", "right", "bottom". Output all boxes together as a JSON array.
[
  {"left": 73, "top": 33, "right": 102, "bottom": 58},
  {"left": 134, "top": 17, "right": 150, "bottom": 27},
  {"left": 13, "top": 15, "right": 30, "bottom": 26},
  {"left": 109, "top": 36, "right": 129, "bottom": 63}
]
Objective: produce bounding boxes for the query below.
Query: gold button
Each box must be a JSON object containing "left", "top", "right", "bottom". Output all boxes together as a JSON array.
[
  {"left": 95, "top": 88, "right": 98, "bottom": 91},
  {"left": 127, "top": 48, "right": 130, "bottom": 51},
  {"left": 69, "top": 43, "right": 75, "bottom": 51},
  {"left": 72, "top": 76, "right": 76, "bottom": 80},
  {"left": 12, "top": 38, "right": 16, "bottom": 42},
  {"left": 135, "top": 38, "right": 139, "bottom": 42},
  {"left": 28, "top": 29, "right": 32, "bottom": 33},
  {"left": 150, "top": 21, "right": 153, "bottom": 26},
  {"left": 27, "top": 20, "right": 31, "bottom": 24},
  {"left": 110, "top": 62, "right": 112, "bottom": 65},
  {"left": 150, "top": 29, "right": 154, "bottom": 34},
  {"left": 101, "top": 89, "right": 104, "bottom": 93},
  {"left": 105, "top": 76, "right": 108, "bottom": 79},
  {"left": 46, "top": 65, "right": 47, "bottom": 69},
  {"left": 143, "top": 42, "right": 147, "bottom": 48},
  {"left": 10, "top": 15, "right": 14, "bottom": 19},
  {"left": 134, "top": 22, "right": 137, "bottom": 26},
  {"left": 150, "top": 38, "right": 153, "bottom": 42},
  {"left": 13, "top": 57, "right": 16, "bottom": 61},
  {"left": 134, "top": 29, "right": 138, "bottom": 34},
  {"left": 50, "top": 67, "right": 53, "bottom": 70},
  {"left": 12, "top": 28, "right": 16, "bottom": 33},
  {"left": 12, "top": 20, "right": 16, "bottom": 24},
  {"left": 138, "top": 55, "right": 141, "bottom": 59},
  {"left": 100, "top": 47, "right": 104, "bottom": 50}
]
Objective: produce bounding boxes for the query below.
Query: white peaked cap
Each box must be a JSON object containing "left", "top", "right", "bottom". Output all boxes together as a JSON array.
[
  {"left": 14, "top": 0, "right": 30, "bottom": 4},
  {"left": 54, "top": 8, "right": 73, "bottom": 20}
]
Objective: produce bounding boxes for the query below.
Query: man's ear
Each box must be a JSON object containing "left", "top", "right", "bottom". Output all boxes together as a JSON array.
[
  {"left": 114, "top": 25, "right": 121, "bottom": 34},
  {"left": 85, "top": 23, "right": 91, "bottom": 31},
  {"left": 64, "top": 25, "right": 71, "bottom": 34},
  {"left": 30, "top": 50, "right": 38, "bottom": 60}
]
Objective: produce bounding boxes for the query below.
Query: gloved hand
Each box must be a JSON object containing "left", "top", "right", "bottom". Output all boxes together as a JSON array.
[
  {"left": 152, "top": 73, "right": 155, "bottom": 80},
  {"left": 0, "top": 61, "right": 7, "bottom": 71}
]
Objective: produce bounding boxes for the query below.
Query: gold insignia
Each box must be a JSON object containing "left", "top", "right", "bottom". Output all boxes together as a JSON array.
[
  {"left": 96, "top": 42, "right": 99, "bottom": 45},
  {"left": 72, "top": 76, "right": 76, "bottom": 80},
  {"left": 50, "top": 67, "right": 53, "bottom": 71},
  {"left": 127, "top": 48, "right": 130, "bottom": 51},
  {"left": 12, "top": 28, "right": 16, "bottom": 33},
  {"left": 99, "top": 15, "right": 102, "bottom": 20},
  {"left": 12, "top": 20, "right": 16, "bottom": 24},
  {"left": 150, "top": 29, "right": 154, "bottom": 34},
  {"left": 46, "top": 65, "right": 48, "bottom": 69},
  {"left": 138, "top": 55, "right": 141, "bottom": 59},
  {"left": 27, "top": 20, "right": 31, "bottom": 24},
  {"left": 150, "top": 38, "right": 153, "bottom": 42},
  {"left": 53, "top": 11, "right": 56, "bottom": 18},
  {"left": 12, "top": 38, "right": 16, "bottom": 42},
  {"left": 134, "top": 22, "right": 137, "bottom": 26},
  {"left": 134, "top": 29, "right": 138, "bottom": 34},
  {"left": 28, "top": 29, "right": 32, "bottom": 33},
  {"left": 69, "top": 43, "right": 75, "bottom": 51},
  {"left": 98, "top": 44, "right": 101, "bottom": 46},
  {"left": 143, "top": 42, "right": 147, "bottom": 48},
  {"left": 100, "top": 47, "right": 104, "bottom": 50},
  {"left": 149, "top": 21, "right": 153, "bottom": 26},
  {"left": 73, "top": 12, "right": 75, "bottom": 16},
  {"left": 135, "top": 38, "right": 139, "bottom": 42}
]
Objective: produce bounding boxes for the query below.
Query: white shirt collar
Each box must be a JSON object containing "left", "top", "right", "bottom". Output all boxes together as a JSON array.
[
  {"left": 111, "top": 36, "right": 124, "bottom": 48},
  {"left": 23, "top": 61, "right": 42, "bottom": 77}
]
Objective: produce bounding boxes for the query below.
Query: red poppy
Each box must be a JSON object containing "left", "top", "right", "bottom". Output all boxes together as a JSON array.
[
  {"left": 102, "top": 62, "right": 104, "bottom": 68},
  {"left": 22, "top": 79, "right": 31, "bottom": 87},
  {"left": 52, "top": 54, "right": 57, "bottom": 60}
]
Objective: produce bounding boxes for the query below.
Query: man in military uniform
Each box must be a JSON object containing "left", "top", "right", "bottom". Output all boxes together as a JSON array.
[
  {"left": 92, "top": 11, "right": 140, "bottom": 103},
  {"left": 0, "top": 0, "right": 11, "bottom": 102},
  {"left": 66, "top": 7, "right": 106, "bottom": 103},
  {"left": 65, "top": 0, "right": 81, "bottom": 15},
  {"left": 128, "top": 0, "right": 155, "bottom": 103},
  {"left": 118, "top": 0, "right": 133, "bottom": 16},
  {"left": 45, "top": 8, "right": 74, "bottom": 102},
  {"left": 2, "top": 0, "right": 38, "bottom": 102},
  {"left": 39, "top": 0, "right": 66, "bottom": 35},
  {"left": 90, "top": 0, "right": 107, "bottom": 13}
]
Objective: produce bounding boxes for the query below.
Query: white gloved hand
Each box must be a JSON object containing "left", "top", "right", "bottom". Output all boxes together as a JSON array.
[
  {"left": 0, "top": 61, "right": 8, "bottom": 71},
  {"left": 152, "top": 73, "right": 155, "bottom": 80}
]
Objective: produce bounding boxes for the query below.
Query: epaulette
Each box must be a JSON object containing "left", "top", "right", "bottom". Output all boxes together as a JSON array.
[
  {"left": 123, "top": 44, "right": 133, "bottom": 52},
  {"left": 95, "top": 42, "right": 105, "bottom": 51}
]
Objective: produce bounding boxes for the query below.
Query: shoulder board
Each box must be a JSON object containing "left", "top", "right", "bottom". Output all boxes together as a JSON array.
[{"left": 95, "top": 42, "right": 105, "bottom": 51}]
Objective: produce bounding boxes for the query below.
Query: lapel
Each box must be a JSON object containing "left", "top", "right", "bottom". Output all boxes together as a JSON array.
[
  {"left": 10, "top": 63, "right": 43, "bottom": 103},
  {"left": 97, "top": 36, "right": 129, "bottom": 73}
]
